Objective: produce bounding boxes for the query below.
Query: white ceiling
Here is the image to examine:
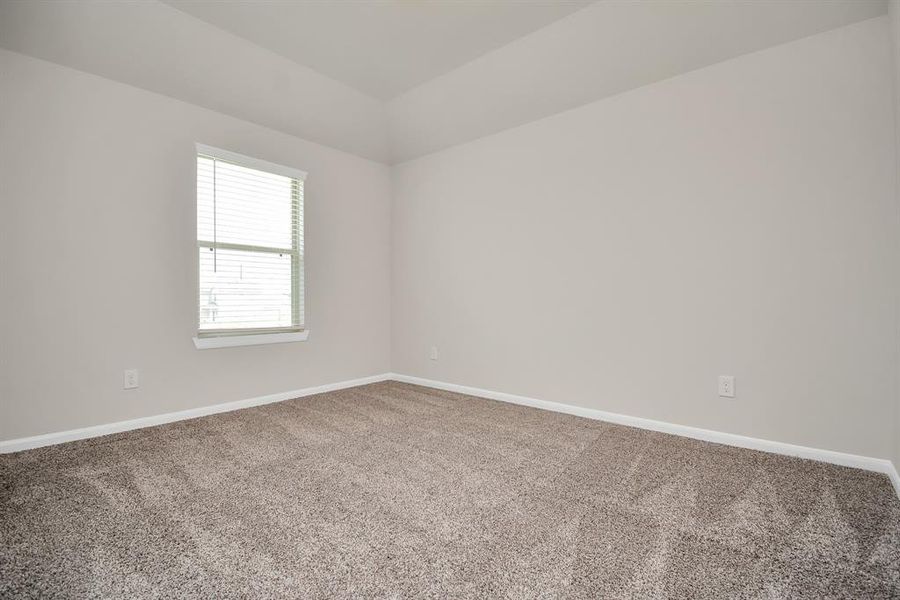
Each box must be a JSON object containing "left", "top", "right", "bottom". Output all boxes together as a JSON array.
[
  {"left": 162, "top": 0, "right": 592, "bottom": 100},
  {"left": 0, "top": 0, "right": 889, "bottom": 163},
  {"left": 387, "top": 0, "right": 889, "bottom": 161},
  {"left": 0, "top": 0, "right": 391, "bottom": 161}
]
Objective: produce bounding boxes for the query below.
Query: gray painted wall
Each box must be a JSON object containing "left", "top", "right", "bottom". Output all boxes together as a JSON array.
[
  {"left": 391, "top": 18, "right": 899, "bottom": 461},
  {"left": 0, "top": 50, "right": 392, "bottom": 440},
  {"left": 2, "top": 16, "right": 898, "bottom": 467},
  {"left": 890, "top": 0, "right": 900, "bottom": 469}
]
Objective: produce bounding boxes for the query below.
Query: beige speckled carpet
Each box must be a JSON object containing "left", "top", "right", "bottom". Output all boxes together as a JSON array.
[{"left": 2, "top": 381, "right": 899, "bottom": 598}]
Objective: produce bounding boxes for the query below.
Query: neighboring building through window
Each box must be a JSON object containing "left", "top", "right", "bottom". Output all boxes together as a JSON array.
[{"left": 195, "top": 144, "right": 305, "bottom": 343}]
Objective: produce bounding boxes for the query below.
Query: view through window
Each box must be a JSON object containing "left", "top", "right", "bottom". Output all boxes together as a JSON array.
[{"left": 196, "top": 146, "right": 305, "bottom": 336}]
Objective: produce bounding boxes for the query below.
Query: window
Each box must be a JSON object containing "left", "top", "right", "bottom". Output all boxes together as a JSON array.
[{"left": 194, "top": 144, "right": 307, "bottom": 349}]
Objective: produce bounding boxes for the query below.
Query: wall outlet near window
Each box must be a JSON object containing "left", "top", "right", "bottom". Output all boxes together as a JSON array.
[
  {"left": 124, "top": 369, "right": 139, "bottom": 390},
  {"left": 430, "top": 346, "right": 438, "bottom": 361},
  {"left": 718, "top": 375, "right": 734, "bottom": 398}
]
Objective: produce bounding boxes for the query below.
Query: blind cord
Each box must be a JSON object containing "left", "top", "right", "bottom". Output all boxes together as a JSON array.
[{"left": 212, "top": 158, "right": 217, "bottom": 272}]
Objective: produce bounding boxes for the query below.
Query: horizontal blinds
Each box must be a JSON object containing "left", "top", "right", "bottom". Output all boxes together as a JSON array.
[{"left": 197, "top": 152, "right": 304, "bottom": 335}]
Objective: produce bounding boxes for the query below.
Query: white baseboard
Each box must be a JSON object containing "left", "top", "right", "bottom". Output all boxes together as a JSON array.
[
  {"left": 3, "top": 370, "right": 898, "bottom": 500},
  {"left": 888, "top": 463, "right": 900, "bottom": 500},
  {"left": 0, "top": 373, "right": 392, "bottom": 454},
  {"left": 390, "top": 373, "right": 900, "bottom": 498}
]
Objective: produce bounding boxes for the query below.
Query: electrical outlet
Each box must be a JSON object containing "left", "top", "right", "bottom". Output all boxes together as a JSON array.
[
  {"left": 124, "top": 369, "right": 139, "bottom": 390},
  {"left": 718, "top": 375, "right": 734, "bottom": 398},
  {"left": 429, "top": 346, "right": 438, "bottom": 361}
]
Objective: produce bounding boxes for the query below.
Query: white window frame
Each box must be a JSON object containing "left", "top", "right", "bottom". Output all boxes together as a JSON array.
[{"left": 192, "top": 143, "right": 309, "bottom": 349}]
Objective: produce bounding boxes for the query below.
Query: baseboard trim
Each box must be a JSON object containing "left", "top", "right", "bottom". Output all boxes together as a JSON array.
[
  {"left": 888, "top": 462, "right": 900, "bottom": 500},
  {"left": 3, "top": 371, "right": 898, "bottom": 500},
  {"left": 390, "top": 373, "right": 900, "bottom": 497},
  {"left": 0, "top": 373, "right": 393, "bottom": 454}
]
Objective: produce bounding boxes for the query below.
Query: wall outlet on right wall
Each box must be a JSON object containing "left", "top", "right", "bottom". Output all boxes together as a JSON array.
[
  {"left": 718, "top": 375, "right": 735, "bottom": 398},
  {"left": 124, "top": 369, "right": 140, "bottom": 390},
  {"left": 429, "top": 346, "right": 438, "bottom": 361}
]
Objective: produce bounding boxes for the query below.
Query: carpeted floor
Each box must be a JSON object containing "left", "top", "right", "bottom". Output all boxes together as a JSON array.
[{"left": 1, "top": 381, "right": 899, "bottom": 599}]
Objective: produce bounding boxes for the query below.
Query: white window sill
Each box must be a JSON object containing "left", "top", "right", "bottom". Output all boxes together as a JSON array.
[{"left": 193, "top": 330, "right": 309, "bottom": 350}]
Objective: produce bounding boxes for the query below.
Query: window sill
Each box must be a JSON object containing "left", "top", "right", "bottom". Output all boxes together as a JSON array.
[{"left": 193, "top": 330, "right": 309, "bottom": 350}]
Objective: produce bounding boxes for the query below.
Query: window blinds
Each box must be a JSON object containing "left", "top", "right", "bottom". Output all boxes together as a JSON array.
[{"left": 196, "top": 145, "right": 305, "bottom": 336}]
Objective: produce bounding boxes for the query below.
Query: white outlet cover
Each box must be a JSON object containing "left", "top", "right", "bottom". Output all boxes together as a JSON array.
[
  {"left": 429, "top": 346, "right": 438, "bottom": 361},
  {"left": 124, "top": 369, "right": 139, "bottom": 390},
  {"left": 718, "top": 375, "right": 735, "bottom": 398}
]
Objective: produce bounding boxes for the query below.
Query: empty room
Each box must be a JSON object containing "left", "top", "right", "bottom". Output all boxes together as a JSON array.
[{"left": 2, "top": 0, "right": 900, "bottom": 597}]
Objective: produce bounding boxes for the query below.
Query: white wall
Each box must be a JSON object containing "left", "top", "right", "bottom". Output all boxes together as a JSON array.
[
  {"left": 889, "top": 0, "right": 900, "bottom": 469},
  {"left": 2, "top": 12, "right": 898, "bottom": 465},
  {"left": 0, "top": 49, "right": 392, "bottom": 440},
  {"left": 391, "top": 17, "right": 899, "bottom": 460}
]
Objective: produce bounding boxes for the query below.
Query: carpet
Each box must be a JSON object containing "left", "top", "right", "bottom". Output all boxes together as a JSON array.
[{"left": 1, "top": 381, "right": 899, "bottom": 598}]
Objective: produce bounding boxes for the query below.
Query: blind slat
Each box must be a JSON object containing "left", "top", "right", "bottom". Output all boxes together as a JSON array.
[{"left": 197, "top": 150, "right": 304, "bottom": 334}]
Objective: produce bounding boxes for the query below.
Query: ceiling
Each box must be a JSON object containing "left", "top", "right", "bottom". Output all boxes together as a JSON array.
[
  {"left": 387, "top": 0, "right": 889, "bottom": 161},
  {"left": 0, "top": 0, "right": 889, "bottom": 163},
  {"left": 162, "top": 0, "right": 592, "bottom": 100}
]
